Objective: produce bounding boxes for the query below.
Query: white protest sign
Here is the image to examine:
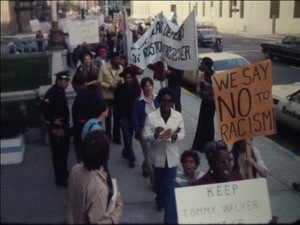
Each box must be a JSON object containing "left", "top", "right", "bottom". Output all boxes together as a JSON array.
[
  {"left": 68, "top": 19, "right": 99, "bottom": 46},
  {"left": 113, "top": 12, "right": 121, "bottom": 23},
  {"left": 130, "top": 11, "right": 198, "bottom": 70},
  {"left": 59, "top": 19, "right": 70, "bottom": 33},
  {"left": 175, "top": 178, "right": 272, "bottom": 224},
  {"left": 30, "top": 19, "right": 41, "bottom": 32}
]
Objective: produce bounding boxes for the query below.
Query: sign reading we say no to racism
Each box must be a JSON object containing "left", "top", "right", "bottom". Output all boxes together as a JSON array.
[
  {"left": 175, "top": 178, "right": 272, "bottom": 224},
  {"left": 212, "top": 59, "right": 276, "bottom": 145}
]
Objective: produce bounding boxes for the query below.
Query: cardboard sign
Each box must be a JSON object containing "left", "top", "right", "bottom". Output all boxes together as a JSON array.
[
  {"left": 175, "top": 178, "right": 272, "bottom": 224},
  {"left": 130, "top": 11, "right": 198, "bottom": 71},
  {"left": 211, "top": 60, "right": 276, "bottom": 145},
  {"left": 68, "top": 19, "right": 99, "bottom": 46},
  {"left": 30, "top": 19, "right": 41, "bottom": 32}
]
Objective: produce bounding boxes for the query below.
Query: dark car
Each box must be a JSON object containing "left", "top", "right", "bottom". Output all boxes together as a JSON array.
[
  {"left": 197, "top": 28, "right": 222, "bottom": 47},
  {"left": 260, "top": 35, "right": 300, "bottom": 61}
]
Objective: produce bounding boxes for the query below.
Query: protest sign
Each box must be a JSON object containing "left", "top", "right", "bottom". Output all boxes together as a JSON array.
[
  {"left": 175, "top": 178, "right": 272, "bottom": 224},
  {"left": 211, "top": 60, "right": 276, "bottom": 145},
  {"left": 130, "top": 11, "right": 198, "bottom": 70},
  {"left": 68, "top": 19, "right": 99, "bottom": 46},
  {"left": 30, "top": 19, "right": 41, "bottom": 32}
]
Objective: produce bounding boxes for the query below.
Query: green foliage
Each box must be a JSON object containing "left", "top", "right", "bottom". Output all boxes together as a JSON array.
[
  {"left": 0, "top": 58, "right": 50, "bottom": 92},
  {"left": 1, "top": 100, "right": 42, "bottom": 139},
  {"left": 1, "top": 103, "right": 28, "bottom": 138}
]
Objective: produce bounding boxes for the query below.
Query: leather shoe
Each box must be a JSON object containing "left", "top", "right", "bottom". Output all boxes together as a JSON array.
[
  {"left": 142, "top": 169, "right": 149, "bottom": 178},
  {"left": 129, "top": 161, "right": 135, "bottom": 168},
  {"left": 113, "top": 140, "right": 122, "bottom": 145},
  {"left": 56, "top": 179, "right": 68, "bottom": 187}
]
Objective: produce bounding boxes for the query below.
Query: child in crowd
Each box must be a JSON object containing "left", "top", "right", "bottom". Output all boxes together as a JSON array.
[{"left": 175, "top": 150, "right": 203, "bottom": 187}]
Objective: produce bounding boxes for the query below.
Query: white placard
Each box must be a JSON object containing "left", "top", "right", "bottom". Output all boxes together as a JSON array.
[
  {"left": 175, "top": 178, "right": 272, "bottom": 224},
  {"left": 113, "top": 13, "right": 120, "bottom": 23},
  {"left": 68, "top": 19, "right": 99, "bottom": 46},
  {"left": 30, "top": 19, "right": 41, "bottom": 32}
]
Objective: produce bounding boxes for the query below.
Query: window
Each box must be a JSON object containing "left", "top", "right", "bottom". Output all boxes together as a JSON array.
[
  {"left": 270, "top": 0, "right": 280, "bottom": 18},
  {"left": 240, "top": 0, "right": 244, "bottom": 18},
  {"left": 171, "top": 4, "right": 176, "bottom": 12},
  {"left": 229, "top": 1, "right": 233, "bottom": 18},
  {"left": 202, "top": 1, "right": 205, "bottom": 17},
  {"left": 294, "top": 0, "right": 300, "bottom": 18},
  {"left": 219, "top": 0, "right": 223, "bottom": 17}
]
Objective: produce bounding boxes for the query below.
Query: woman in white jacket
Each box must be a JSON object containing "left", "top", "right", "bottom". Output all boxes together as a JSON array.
[{"left": 142, "top": 87, "right": 185, "bottom": 224}]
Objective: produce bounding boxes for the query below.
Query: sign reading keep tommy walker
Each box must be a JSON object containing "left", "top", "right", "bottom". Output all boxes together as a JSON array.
[{"left": 175, "top": 178, "right": 272, "bottom": 224}]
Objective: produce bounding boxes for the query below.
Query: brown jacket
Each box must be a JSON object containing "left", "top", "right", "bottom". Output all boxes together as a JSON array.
[{"left": 98, "top": 62, "right": 123, "bottom": 99}]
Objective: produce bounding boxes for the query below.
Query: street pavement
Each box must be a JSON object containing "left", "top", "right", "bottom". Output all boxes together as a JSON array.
[{"left": 1, "top": 68, "right": 300, "bottom": 224}]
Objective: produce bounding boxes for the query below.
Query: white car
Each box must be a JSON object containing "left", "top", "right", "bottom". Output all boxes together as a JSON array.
[
  {"left": 272, "top": 83, "right": 300, "bottom": 131},
  {"left": 182, "top": 52, "right": 251, "bottom": 86}
]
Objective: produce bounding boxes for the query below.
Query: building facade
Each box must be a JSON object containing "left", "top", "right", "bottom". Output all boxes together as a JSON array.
[{"left": 131, "top": 0, "right": 300, "bottom": 35}]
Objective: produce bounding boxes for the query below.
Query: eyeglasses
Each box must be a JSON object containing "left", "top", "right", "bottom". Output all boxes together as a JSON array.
[
  {"left": 218, "top": 157, "right": 233, "bottom": 165},
  {"left": 161, "top": 99, "right": 173, "bottom": 104}
]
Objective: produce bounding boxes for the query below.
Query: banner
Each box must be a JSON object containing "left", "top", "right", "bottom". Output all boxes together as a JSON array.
[
  {"left": 68, "top": 19, "right": 99, "bottom": 46},
  {"left": 175, "top": 178, "right": 272, "bottom": 224},
  {"left": 130, "top": 11, "right": 198, "bottom": 70},
  {"left": 212, "top": 60, "right": 276, "bottom": 145}
]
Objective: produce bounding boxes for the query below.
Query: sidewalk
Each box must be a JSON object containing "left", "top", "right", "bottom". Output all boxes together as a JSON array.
[{"left": 1, "top": 69, "right": 300, "bottom": 224}]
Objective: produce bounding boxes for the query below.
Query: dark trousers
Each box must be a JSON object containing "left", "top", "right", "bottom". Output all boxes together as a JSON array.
[
  {"left": 48, "top": 129, "right": 70, "bottom": 183},
  {"left": 169, "top": 85, "right": 182, "bottom": 112},
  {"left": 192, "top": 99, "right": 215, "bottom": 152},
  {"left": 105, "top": 99, "right": 121, "bottom": 142},
  {"left": 120, "top": 116, "right": 135, "bottom": 163}
]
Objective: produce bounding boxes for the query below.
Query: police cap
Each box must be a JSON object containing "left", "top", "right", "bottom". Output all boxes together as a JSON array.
[{"left": 54, "top": 71, "right": 70, "bottom": 80}]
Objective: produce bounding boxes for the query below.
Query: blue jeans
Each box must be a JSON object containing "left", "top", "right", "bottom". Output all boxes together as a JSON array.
[
  {"left": 120, "top": 116, "right": 135, "bottom": 163},
  {"left": 154, "top": 165, "right": 178, "bottom": 224}
]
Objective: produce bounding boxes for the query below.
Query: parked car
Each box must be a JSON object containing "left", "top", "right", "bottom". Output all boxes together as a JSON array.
[
  {"left": 197, "top": 28, "right": 222, "bottom": 47},
  {"left": 197, "top": 22, "right": 218, "bottom": 31},
  {"left": 260, "top": 35, "right": 300, "bottom": 61},
  {"left": 182, "top": 52, "right": 251, "bottom": 87},
  {"left": 272, "top": 82, "right": 300, "bottom": 132}
]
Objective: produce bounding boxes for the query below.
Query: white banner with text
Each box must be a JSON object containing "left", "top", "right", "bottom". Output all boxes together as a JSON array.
[
  {"left": 175, "top": 178, "right": 272, "bottom": 224},
  {"left": 130, "top": 11, "right": 198, "bottom": 70}
]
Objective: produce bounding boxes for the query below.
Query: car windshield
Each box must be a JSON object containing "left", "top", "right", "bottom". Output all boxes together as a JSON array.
[
  {"left": 213, "top": 58, "right": 249, "bottom": 71},
  {"left": 199, "top": 30, "right": 215, "bottom": 35}
]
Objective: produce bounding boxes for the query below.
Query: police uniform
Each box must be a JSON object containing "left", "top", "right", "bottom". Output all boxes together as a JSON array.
[{"left": 39, "top": 71, "right": 71, "bottom": 187}]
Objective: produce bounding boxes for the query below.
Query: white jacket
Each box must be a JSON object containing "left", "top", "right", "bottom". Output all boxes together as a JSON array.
[{"left": 142, "top": 108, "right": 185, "bottom": 168}]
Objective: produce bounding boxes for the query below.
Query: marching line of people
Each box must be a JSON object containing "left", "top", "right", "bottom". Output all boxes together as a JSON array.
[{"left": 39, "top": 24, "right": 278, "bottom": 224}]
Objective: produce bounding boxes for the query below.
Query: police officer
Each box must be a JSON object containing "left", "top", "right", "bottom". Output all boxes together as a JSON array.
[{"left": 39, "top": 71, "right": 71, "bottom": 187}]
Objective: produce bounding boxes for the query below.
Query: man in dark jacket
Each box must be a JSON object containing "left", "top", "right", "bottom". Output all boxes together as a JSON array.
[
  {"left": 39, "top": 71, "right": 71, "bottom": 187},
  {"left": 114, "top": 67, "right": 141, "bottom": 168},
  {"left": 71, "top": 72, "right": 100, "bottom": 162}
]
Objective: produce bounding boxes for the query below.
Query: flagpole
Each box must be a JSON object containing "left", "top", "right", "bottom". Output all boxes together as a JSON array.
[{"left": 192, "top": 7, "right": 198, "bottom": 70}]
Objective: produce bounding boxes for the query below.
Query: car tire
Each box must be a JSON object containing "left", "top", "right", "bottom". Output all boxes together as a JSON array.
[{"left": 264, "top": 50, "right": 273, "bottom": 59}]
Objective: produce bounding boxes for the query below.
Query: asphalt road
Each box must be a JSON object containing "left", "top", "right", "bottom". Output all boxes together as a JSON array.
[{"left": 186, "top": 33, "right": 300, "bottom": 155}]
